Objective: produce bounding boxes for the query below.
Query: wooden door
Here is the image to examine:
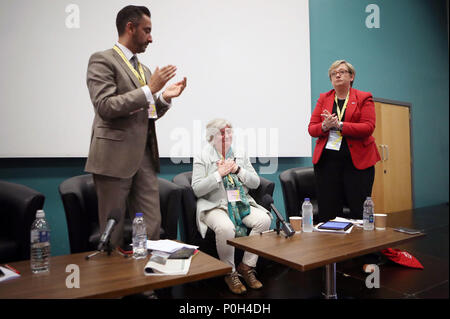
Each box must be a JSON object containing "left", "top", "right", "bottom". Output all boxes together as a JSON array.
[{"left": 372, "top": 100, "right": 413, "bottom": 213}]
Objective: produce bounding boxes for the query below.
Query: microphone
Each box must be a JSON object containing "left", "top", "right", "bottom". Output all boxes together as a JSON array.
[
  {"left": 262, "top": 194, "right": 295, "bottom": 237},
  {"left": 97, "top": 209, "right": 121, "bottom": 251}
]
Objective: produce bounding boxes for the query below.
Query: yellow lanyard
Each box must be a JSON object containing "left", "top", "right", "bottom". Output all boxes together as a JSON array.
[
  {"left": 113, "top": 45, "right": 147, "bottom": 86},
  {"left": 334, "top": 90, "right": 350, "bottom": 122}
]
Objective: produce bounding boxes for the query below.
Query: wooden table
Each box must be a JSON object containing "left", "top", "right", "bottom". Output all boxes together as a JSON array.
[
  {"left": 228, "top": 226, "right": 424, "bottom": 298},
  {"left": 0, "top": 250, "right": 231, "bottom": 299}
]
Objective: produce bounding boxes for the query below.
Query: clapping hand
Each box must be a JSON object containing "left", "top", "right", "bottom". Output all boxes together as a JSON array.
[
  {"left": 217, "top": 159, "right": 236, "bottom": 177},
  {"left": 321, "top": 110, "right": 339, "bottom": 131},
  {"left": 148, "top": 65, "right": 177, "bottom": 94},
  {"left": 162, "top": 77, "right": 187, "bottom": 102}
]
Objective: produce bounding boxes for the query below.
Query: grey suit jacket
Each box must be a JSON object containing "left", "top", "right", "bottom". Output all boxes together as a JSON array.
[
  {"left": 85, "top": 48, "right": 169, "bottom": 178},
  {"left": 192, "top": 143, "right": 269, "bottom": 238}
]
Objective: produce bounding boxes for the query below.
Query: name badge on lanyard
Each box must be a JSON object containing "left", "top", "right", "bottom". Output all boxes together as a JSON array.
[
  {"left": 227, "top": 188, "right": 241, "bottom": 202},
  {"left": 325, "top": 130, "right": 343, "bottom": 150},
  {"left": 148, "top": 104, "right": 158, "bottom": 119},
  {"left": 325, "top": 91, "right": 349, "bottom": 151}
]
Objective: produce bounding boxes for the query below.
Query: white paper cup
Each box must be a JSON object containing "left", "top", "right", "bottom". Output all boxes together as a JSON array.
[
  {"left": 374, "top": 214, "right": 387, "bottom": 230},
  {"left": 289, "top": 216, "right": 302, "bottom": 232}
]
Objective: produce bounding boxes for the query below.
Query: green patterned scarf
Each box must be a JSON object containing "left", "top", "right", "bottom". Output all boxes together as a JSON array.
[{"left": 221, "top": 149, "right": 251, "bottom": 237}]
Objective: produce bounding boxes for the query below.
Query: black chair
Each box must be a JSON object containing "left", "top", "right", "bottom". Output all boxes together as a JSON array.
[
  {"left": 0, "top": 180, "right": 45, "bottom": 263},
  {"left": 58, "top": 174, "right": 182, "bottom": 254},
  {"left": 279, "top": 166, "right": 350, "bottom": 220},
  {"left": 172, "top": 171, "right": 275, "bottom": 258}
]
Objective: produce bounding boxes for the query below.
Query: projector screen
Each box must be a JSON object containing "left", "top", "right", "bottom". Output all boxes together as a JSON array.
[{"left": 0, "top": 0, "right": 311, "bottom": 158}]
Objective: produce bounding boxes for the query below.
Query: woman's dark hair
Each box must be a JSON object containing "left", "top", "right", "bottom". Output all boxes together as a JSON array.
[{"left": 116, "top": 5, "right": 151, "bottom": 36}]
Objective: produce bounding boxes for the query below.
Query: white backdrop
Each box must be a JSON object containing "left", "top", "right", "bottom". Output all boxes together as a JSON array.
[{"left": 0, "top": 0, "right": 311, "bottom": 158}]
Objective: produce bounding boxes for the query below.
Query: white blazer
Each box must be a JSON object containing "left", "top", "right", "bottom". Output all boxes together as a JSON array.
[{"left": 192, "top": 143, "right": 269, "bottom": 238}]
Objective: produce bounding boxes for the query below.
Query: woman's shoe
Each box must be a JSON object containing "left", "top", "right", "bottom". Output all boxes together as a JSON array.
[
  {"left": 224, "top": 271, "right": 247, "bottom": 294},
  {"left": 237, "top": 263, "right": 263, "bottom": 289}
]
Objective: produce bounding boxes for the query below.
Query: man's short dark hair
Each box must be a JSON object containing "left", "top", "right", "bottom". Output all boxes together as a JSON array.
[{"left": 116, "top": 5, "right": 151, "bottom": 36}]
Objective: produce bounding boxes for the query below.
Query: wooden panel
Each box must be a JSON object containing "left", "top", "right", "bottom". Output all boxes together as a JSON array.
[
  {"left": 379, "top": 103, "right": 413, "bottom": 213},
  {"left": 372, "top": 102, "right": 386, "bottom": 213},
  {"left": 372, "top": 101, "right": 413, "bottom": 214}
]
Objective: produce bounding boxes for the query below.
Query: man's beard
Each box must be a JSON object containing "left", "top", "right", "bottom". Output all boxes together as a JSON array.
[
  {"left": 136, "top": 42, "right": 148, "bottom": 53},
  {"left": 132, "top": 35, "right": 148, "bottom": 53}
]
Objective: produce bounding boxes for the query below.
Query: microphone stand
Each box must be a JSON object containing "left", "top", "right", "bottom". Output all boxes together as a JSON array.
[
  {"left": 275, "top": 219, "right": 281, "bottom": 236},
  {"left": 263, "top": 213, "right": 289, "bottom": 238},
  {"left": 85, "top": 238, "right": 115, "bottom": 260},
  {"left": 276, "top": 217, "right": 291, "bottom": 238},
  {"left": 260, "top": 195, "right": 294, "bottom": 238}
]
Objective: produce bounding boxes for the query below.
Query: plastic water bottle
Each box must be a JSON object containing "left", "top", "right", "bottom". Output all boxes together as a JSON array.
[
  {"left": 132, "top": 213, "right": 148, "bottom": 259},
  {"left": 302, "top": 198, "right": 314, "bottom": 232},
  {"left": 30, "top": 209, "right": 51, "bottom": 273},
  {"left": 363, "top": 197, "right": 375, "bottom": 230}
]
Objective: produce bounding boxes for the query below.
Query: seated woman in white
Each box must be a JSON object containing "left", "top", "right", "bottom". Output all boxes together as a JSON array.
[{"left": 191, "top": 118, "right": 272, "bottom": 295}]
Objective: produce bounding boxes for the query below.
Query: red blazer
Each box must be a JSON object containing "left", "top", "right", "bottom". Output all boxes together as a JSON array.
[{"left": 308, "top": 88, "right": 381, "bottom": 170}]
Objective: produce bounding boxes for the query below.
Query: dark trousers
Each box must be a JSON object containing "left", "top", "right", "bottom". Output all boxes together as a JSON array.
[{"left": 314, "top": 149, "right": 375, "bottom": 223}]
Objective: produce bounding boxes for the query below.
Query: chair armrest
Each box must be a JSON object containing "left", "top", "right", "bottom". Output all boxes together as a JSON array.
[
  {"left": 58, "top": 174, "right": 94, "bottom": 254},
  {"left": 279, "top": 170, "right": 299, "bottom": 218},
  {"left": 179, "top": 186, "right": 199, "bottom": 244},
  {"left": 249, "top": 176, "right": 275, "bottom": 210},
  {"left": 158, "top": 178, "right": 183, "bottom": 240},
  {"left": 172, "top": 172, "right": 202, "bottom": 245},
  {"left": 0, "top": 181, "right": 45, "bottom": 261}
]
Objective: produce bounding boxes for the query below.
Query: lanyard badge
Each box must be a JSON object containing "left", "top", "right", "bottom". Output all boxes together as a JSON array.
[
  {"left": 325, "top": 90, "right": 349, "bottom": 151},
  {"left": 227, "top": 188, "right": 241, "bottom": 202}
]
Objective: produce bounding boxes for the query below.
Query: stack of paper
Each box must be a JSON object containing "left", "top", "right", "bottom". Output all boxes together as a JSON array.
[
  {"left": 144, "top": 256, "right": 192, "bottom": 276},
  {"left": 144, "top": 240, "right": 199, "bottom": 276},
  {"left": 146, "top": 239, "right": 198, "bottom": 254}
]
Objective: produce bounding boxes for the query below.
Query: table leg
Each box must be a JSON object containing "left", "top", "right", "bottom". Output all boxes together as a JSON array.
[{"left": 323, "top": 263, "right": 337, "bottom": 299}]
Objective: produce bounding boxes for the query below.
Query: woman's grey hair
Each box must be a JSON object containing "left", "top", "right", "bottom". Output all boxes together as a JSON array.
[
  {"left": 205, "top": 118, "right": 232, "bottom": 143},
  {"left": 328, "top": 60, "right": 356, "bottom": 86}
]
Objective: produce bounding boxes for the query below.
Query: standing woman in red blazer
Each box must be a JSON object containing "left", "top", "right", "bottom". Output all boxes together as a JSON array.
[{"left": 308, "top": 60, "right": 381, "bottom": 222}]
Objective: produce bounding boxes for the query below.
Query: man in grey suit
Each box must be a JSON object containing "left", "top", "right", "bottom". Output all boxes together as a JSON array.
[{"left": 85, "top": 5, "right": 187, "bottom": 248}]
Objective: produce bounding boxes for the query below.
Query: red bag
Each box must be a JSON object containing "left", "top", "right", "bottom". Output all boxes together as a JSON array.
[{"left": 381, "top": 248, "right": 424, "bottom": 269}]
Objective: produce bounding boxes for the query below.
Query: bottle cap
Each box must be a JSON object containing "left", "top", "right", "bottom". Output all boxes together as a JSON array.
[
  {"left": 36, "top": 210, "right": 45, "bottom": 218},
  {"left": 136, "top": 212, "right": 143, "bottom": 217}
]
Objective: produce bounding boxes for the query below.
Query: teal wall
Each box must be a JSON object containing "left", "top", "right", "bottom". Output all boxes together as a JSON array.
[
  {"left": 309, "top": 0, "right": 449, "bottom": 208},
  {"left": 0, "top": 0, "right": 448, "bottom": 257}
]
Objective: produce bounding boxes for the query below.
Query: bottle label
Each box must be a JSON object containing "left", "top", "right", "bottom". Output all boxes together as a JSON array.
[
  {"left": 32, "top": 230, "right": 50, "bottom": 243},
  {"left": 369, "top": 215, "right": 374, "bottom": 223}
]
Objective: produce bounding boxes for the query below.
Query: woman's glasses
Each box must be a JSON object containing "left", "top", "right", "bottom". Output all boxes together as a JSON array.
[{"left": 331, "top": 70, "right": 349, "bottom": 77}]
